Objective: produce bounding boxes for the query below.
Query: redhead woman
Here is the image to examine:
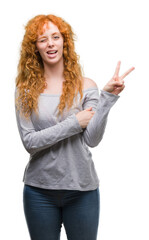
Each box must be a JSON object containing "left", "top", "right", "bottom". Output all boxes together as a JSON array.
[{"left": 15, "top": 14, "right": 135, "bottom": 240}]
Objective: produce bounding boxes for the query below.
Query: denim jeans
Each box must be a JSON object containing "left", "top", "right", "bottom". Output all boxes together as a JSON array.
[{"left": 23, "top": 184, "right": 100, "bottom": 240}]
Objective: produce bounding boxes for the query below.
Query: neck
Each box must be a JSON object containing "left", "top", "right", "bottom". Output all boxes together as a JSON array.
[{"left": 43, "top": 58, "right": 64, "bottom": 83}]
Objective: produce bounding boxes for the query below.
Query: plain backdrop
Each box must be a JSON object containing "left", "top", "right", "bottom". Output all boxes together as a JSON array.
[{"left": 0, "top": 0, "right": 148, "bottom": 239}]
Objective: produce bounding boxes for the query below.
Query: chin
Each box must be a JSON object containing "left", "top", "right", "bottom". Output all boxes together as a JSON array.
[{"left": 50, "top": 56, "right": 63, "bottom": 63}]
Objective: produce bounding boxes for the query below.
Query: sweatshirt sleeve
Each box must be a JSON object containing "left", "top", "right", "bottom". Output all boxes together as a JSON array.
[
  {"left": 14, "top": 90, "right": 83, "bottom": 155},
  {"left": 82, "top": 87, "right": 120, "bottom": 147}
]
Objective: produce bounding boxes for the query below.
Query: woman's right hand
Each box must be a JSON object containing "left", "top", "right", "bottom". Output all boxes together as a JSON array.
[{"left": 75, "top": 107, "right": 95, "bottom": 129}]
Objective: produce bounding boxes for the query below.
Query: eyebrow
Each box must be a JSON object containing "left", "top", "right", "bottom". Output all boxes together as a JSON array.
[{"left": 38, "top": 32, "right": 60, "bottom": 39}]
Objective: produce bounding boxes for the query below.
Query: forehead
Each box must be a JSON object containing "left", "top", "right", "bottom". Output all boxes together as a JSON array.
[{"left": 41, "top": 21, "right": 60, "bottom": 35}]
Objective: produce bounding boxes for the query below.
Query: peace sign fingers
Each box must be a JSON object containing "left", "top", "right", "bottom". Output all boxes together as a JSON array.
[
  {"left": 120, "top": 67, "right": 135, "bottom": 80},
  {"left": 103, "top": 61, "right": 135, "bottom": 95},
  {"left": 113, "top": 61, "right": 121, "bottom": 79}
]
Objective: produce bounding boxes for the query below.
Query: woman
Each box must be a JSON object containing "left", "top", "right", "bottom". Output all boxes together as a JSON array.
[{"left": 15, "top": 14, "right": 135, "bottom": 240}]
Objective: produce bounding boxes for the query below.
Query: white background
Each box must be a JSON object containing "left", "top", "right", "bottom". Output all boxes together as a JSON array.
[{"left": 0, "top": 0, "right": 148, "bottom": 239}]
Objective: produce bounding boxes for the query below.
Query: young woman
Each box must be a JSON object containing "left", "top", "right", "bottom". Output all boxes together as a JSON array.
[{"left": 15, "top": 14, "right": 135, "bottom": 240}]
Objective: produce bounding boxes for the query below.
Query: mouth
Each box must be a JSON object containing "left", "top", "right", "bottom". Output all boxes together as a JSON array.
[
  {"left": 46, "top": 50, "right": 58, "bottom": 54},
  {"left": 46, "top": 50, "right": 58, "bottom": 58}
]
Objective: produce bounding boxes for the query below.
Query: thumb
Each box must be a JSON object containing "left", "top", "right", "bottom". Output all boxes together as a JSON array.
[{"left": 85, "top": 106, "right": 92, "bottom": 111}]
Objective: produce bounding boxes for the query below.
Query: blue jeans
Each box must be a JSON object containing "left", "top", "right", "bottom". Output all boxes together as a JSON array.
[{"left": 23, "top": 184, "right": 100, "bottom": 240}]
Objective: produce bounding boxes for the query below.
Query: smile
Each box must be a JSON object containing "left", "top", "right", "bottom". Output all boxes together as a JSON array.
[{"left": 46, "top": 50, "right": 58, "bottom": 58}]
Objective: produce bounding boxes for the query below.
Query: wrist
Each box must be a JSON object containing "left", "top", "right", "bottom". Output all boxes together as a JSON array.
[
  {"left": 101, "top": 89, "right": 120, "bottom": 97},
  {"left": 102, "top": 87, "right": 111, "bottom": 93},
  {"left": 102, "top": 87, "right": 119, "bottom": 96}
]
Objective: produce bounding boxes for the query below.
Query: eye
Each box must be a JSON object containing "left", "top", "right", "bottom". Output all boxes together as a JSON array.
[
  {"left": 53, "top": 36, "right": 59, "bottom": 39},
  {"left": 37, "top": 39, "right": 46, "bottom": 42},
  {"left": 39, "top": 39, "right": 47, "bottom": 42}
]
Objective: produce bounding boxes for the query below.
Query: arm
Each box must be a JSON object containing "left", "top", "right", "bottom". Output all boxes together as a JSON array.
[
  {"left": 15, "top": 90, "right": 83, "bottom": 155},
  {"left": 82, "top": 61, "right": 135, "bottom": 148},
  {"left": 82, "top": 88, "right": 120, "bottom": 147}
]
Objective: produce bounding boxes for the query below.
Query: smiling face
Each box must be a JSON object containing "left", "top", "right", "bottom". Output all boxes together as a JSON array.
[{"left": 35, "top": 21, "right": 64, "bottom": 65}]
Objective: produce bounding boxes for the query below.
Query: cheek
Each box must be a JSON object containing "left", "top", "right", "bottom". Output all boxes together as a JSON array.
[
  {"left": 58, "top": 39, "right": 63, "bottom": 49},
  {"left": 36, "top": 43, "right": 46, "bottom": 52},
  {"left": 38, "top": 46, "right": 47, "bottom": 57},
  {"left": 58, "top": 42, "right": 64, "bottom": 53}
]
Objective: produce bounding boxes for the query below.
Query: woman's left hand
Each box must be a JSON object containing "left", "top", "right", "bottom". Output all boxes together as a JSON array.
[{"left": 103, "top": 61, "right": 135, "bottom": 95}]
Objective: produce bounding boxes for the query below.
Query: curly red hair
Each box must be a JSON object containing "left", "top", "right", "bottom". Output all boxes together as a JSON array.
[{"left": 15, "top": 14, "right": 84, "bottom": 120}]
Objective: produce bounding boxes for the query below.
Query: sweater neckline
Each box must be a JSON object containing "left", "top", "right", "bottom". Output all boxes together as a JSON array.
[{"left": 40, "top": 87, "right": 98, "bottom": 97}]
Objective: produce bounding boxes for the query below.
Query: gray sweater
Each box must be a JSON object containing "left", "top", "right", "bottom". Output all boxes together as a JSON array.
[{"left": 14, "top": 87, "right": 119, "bottom": 191}]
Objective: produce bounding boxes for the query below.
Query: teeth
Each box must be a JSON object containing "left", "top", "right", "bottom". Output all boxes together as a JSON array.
[{"left": 47, "top": 50, "right": 57, "bottom": 54}]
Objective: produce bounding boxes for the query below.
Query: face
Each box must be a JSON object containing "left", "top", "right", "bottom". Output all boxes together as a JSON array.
[{"left": 36, "top": 21, "right": 64, "bottom": 65}]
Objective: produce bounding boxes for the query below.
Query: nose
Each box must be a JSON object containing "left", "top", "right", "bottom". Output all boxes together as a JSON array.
[{"left": 47, "top": 38, "right": 54, "bottom": 47}]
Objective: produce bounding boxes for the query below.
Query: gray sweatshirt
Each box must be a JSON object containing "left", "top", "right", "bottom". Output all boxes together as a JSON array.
[{"left": 14, "top": 87, "right": 120, "bottom": 191}]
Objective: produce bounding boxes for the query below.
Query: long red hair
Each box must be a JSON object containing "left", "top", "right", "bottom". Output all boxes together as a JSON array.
[{"left": 15, "top": 14, "right": 84, "bottom": 120}]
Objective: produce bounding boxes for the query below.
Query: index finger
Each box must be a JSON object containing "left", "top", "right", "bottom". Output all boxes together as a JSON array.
[
  {"left": 113, "top": 61, "right": 121, "bottom": 78},
  {"left": 120, "top": 67, "right": 135, "bottom": 80}
]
